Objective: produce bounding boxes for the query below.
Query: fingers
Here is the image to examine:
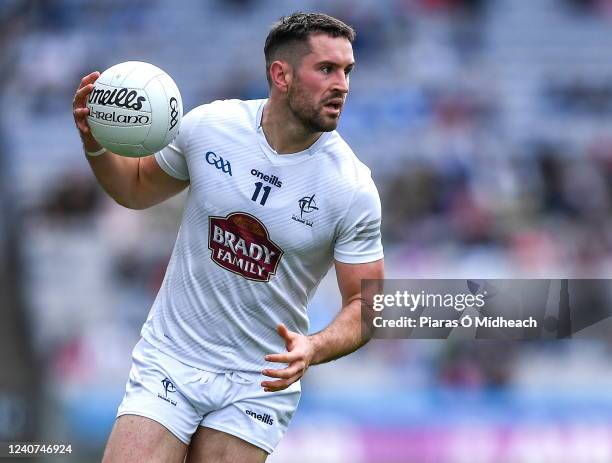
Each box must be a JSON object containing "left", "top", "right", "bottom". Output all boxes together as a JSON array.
[
  {"left": 72, "top": 93, "right": 90, "bottom": 133},
  {"left": 77, "top": 71, "right": 100, "bottom": 91},
  {"left": 277, "top": 323, "right": 288, "bottom": 336},
  {"left": 73, "top": 108, "right": 90, "bottom": 132},
  {"left": 264, "top": 352, "right": 301, "bottom": 364},
  {"left": 73, "top": 71, "right": 100, "bottom": 110},
  {"left": 263, "top": 325, "right": 310, "bottom": 391},
  {"left": 73, "top": 83, "right": 94, "bottom": 109},
  {"left": 277, "top": 323, "right": 295, "bottom": 341},
  {"left": 261, "top": 372, "right": 302, "bottom": 392},
  {"left": 72, "top": 73, "right": 99, "bottom": 134},
  {"left": 73, "top": 72, "right": 102, "bottom": 143},
  {"left": 76, "top": 120, "right": 90, "bottom": 134},
  {"left": 262, "top": 361, "right": 305, "bottom": 379}
]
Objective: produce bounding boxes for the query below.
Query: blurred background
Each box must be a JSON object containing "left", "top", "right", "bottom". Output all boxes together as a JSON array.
[{"left": 3, "top": 0, "right": 612, "bottom": 461}]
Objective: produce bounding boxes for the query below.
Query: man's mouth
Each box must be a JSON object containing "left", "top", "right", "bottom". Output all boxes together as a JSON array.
[{"left": 323, "top": 99, "right": 343, "bottom": 114}]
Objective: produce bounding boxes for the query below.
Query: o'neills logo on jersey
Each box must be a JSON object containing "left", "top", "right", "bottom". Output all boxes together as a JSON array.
[{"left": 209, "top": 212, "right": 283, "bottom": 282}]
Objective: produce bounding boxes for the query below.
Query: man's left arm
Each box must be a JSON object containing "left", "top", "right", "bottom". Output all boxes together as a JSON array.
[
  {"left": 261, "top": 258, "right": 384, "bottom": 392},
  {"left": 309, "top": 259, "right": 384, "bottom": 365}
]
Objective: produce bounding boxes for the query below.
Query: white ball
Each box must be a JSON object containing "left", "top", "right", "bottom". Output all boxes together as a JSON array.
[{"left": 86, "top": 61, "right": 183, "bottom": 157}]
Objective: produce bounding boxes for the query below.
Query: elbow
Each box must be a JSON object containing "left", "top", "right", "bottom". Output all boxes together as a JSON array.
[
  {"left": 113, "top": 195, "right": 147, "bottom": 210},
  {"left": 361, "top": 322, "right": 375, "bottom": 345},
  {"left": 360, "top": 304, "right": 376, "bottom": 344}
]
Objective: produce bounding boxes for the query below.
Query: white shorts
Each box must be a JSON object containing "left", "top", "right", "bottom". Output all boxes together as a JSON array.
[{"left": 117, "top": 338, "right": 301, "bottom": 454}]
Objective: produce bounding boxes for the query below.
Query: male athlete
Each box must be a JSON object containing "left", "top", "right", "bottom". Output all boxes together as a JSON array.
[{"left": 72, "top": 12, "right": 384, "bottom": 463}]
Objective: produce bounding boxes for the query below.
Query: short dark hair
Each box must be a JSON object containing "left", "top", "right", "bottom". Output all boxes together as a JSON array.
[{"left": 264, "top": 12, "right": 356, "bottom": 87}]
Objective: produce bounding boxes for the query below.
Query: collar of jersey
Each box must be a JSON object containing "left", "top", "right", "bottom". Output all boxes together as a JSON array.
[{"left": 255, "top": 99, "right": 332, "bottom": 166}]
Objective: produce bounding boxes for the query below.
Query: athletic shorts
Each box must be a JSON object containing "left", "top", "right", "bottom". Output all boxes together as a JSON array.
[{"left": 116, "top": 338, "right": 301, "bottom": 454}]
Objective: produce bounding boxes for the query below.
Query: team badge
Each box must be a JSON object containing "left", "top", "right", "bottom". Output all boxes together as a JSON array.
[{"left": 291, "top": 194, "right": 318, "bottom": 227}]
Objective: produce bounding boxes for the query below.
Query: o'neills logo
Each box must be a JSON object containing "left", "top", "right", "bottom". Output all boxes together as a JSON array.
[
  {"left": 88, "top": 86, "right": 147, "bottom": 110},
  {"left": 209, "top": 212, "right": 283, "bottom": 282},
  {"left": 245, "top": 409, "right": 274, "bottom": 425}
]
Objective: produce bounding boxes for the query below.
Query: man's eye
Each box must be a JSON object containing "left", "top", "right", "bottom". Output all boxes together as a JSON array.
[{"left": 321, "top": 66, "right": 332, "bottom": 74}]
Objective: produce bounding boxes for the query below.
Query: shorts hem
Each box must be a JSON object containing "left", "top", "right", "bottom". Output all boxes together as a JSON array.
[
  {"left": 200, "top": 422, "right": 274, "bottom": 454},
  {"left": 117, "top": 409, "right": 191, "bottom": 445}
]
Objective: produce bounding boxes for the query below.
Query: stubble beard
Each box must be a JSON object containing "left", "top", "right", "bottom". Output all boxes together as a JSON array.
[{"left": 287, "top": 81, "right": 339, "bottom": 133}]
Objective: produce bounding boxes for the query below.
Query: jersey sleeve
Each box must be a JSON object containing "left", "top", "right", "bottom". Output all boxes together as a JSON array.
[
  {"left": 334, "top": 177, "right": 384, "bottom": 264},
  {"left": 154, "top": 106, "right": 202, "bottom": 181}
]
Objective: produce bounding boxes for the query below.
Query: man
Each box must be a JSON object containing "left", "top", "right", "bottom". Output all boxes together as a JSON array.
[{"left": 72, "top": 12, "right": 384, "bottom": 463}]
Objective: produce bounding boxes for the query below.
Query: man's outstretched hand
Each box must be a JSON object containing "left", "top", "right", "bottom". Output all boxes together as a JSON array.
[{"left": 261, "top": 324, "right": 315, "bottom": 392}]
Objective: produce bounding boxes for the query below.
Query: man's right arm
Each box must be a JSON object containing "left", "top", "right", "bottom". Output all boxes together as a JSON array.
[{"left": 73, "top": 71, "right": 189, "bottom": 210}]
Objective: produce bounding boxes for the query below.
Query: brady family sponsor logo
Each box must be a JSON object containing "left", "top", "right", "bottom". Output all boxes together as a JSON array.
[
  {"left": 205, "top": 151, "right": 232, "bottom": 176},
  {"left": 245, "top": 409, "right": 274, "bottom": 426},
  {"left": 291, "top": 194, "right": 318, "bottom": 227},
  {"left": 209, "top": 212, "right": 283, "bottom": 282},
  {"left": 251, "top": 169, "right": 282, "bottom": 188},
  {"left": 88, "top": 85, "right": 147, "bottom": 111},
  {"left": 158, "top": 377, "right": 177, "bottom": 406}
]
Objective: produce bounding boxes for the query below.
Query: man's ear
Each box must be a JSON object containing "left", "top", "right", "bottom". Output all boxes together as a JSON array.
[{"left": 269, "top": 60, "right": 292, "bottom": 93}]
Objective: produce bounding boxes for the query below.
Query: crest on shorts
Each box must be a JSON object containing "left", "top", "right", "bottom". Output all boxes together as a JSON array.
[
  {"left": 157, "top": 377, "right": 177, "bottom": 406},
  {"left": 208, "top": 212, "right": 283, "bottom": 282}
]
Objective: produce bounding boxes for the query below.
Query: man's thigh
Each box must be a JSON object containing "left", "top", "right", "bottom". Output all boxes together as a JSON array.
[
  {"left": 102, "top": 415, "right": 187, "bottom": 463},
  {"left": 186, "top": 427, "right": 267, "bottom": 463}
]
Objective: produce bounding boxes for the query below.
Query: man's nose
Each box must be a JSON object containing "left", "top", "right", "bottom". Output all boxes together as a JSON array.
[{"left": 332, "top": 71, "right": 349, "bottom": 94}]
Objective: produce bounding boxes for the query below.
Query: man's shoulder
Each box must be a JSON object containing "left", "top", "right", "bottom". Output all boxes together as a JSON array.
[
  {"left": 187, "top": 98, "right": 263, "bottom": 118},
  {"left": 320, "top": 131, "right": 373, "bottom": 186},
  {"left": 173, "top": 99, "right": 263, "bottom": 155}
]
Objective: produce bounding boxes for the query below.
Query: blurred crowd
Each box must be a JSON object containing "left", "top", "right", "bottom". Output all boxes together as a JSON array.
[{"left": 3, "top": 0, "right": 612, "bottom": 461}]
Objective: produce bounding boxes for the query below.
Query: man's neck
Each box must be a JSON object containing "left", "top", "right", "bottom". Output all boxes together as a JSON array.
[{"left": 260, "top": 99, "right": 322, "bottom": 154}]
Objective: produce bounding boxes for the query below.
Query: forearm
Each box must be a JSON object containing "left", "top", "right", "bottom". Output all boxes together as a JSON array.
[
  {"left": 81, "top": 131, "right": 144, "bottom": 208},
  {"left": 84, "top": 149, "right": 142, "bottom": 209},
  {"left": 74, "top": 73, "right": 151, "bottom": 210},
  {"left": 308, "top": 297, "right": 373, "bottom": 365}
]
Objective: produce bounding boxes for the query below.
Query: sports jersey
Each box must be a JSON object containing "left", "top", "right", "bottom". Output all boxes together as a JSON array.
[{"left": 141, "top": 98, "right": 383, "bottom": 373}]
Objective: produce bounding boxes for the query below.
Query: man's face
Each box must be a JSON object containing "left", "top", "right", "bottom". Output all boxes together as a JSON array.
[{"left": 287, "top": 34, "right": 354, "bottom": 133}]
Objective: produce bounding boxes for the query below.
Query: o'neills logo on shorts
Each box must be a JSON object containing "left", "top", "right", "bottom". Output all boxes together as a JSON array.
[{"left": 208, "top": 212, "right": 283, "bottom": 282}]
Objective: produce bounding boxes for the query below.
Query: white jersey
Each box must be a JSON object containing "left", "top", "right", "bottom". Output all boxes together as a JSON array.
[{"left": 142, "top": 98, "right": 383, "bottom": 373}]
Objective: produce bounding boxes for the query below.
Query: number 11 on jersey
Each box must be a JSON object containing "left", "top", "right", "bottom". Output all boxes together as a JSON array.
[{"left": 251, "top": 182, "right": 271, "bottom": 206}]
